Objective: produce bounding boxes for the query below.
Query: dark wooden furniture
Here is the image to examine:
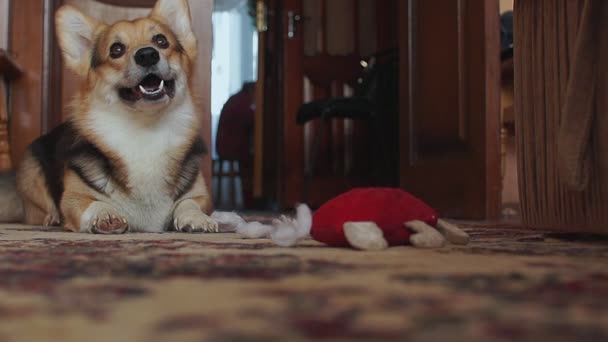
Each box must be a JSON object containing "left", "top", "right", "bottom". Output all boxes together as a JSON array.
[{"left": 0, "top": 49, "right": 23, "bottom": 171}]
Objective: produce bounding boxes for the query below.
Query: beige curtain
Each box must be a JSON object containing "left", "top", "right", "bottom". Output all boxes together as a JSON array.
[
  {"left": 514, "top": 0, "right": 608, "bottom": 231},
  {"left": 0, "top": 0, "right": 8, "bottom": 49}
]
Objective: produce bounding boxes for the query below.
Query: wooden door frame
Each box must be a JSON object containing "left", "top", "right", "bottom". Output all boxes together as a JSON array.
[
  {"left": 281, "top": 0, "right": 305, "bottom": 207},
  {"left": 9, "top": 0, "right": 213, "bottom": 205},
  {"left": 254, "top": 0, "right": 283, "bottom": 206}
]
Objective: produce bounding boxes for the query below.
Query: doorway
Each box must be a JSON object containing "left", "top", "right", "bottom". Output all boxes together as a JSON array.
[
  {"left": 211, "top": 0, "right": 259, "bottom": 210},
  {"left": 498, "top": 0, "right": 520, "bottom": 219},
  {"left": 251, "top": 0, "right": 503, "bottom": 219}
]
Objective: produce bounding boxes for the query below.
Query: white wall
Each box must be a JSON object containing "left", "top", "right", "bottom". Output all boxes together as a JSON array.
[
  {"left": 210, "top": 3, "right": 257, "bottom": 157},
  {"left": 0, "top": 0, "right": 8, "bottom": 49},
  {"left": 500, "top": 0, "right": 513, "bottom": 13}
]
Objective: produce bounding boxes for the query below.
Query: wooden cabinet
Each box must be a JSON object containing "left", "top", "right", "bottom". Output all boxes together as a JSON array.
[{"left": 0, "top": 50, "right": 22, "bottom": 171}]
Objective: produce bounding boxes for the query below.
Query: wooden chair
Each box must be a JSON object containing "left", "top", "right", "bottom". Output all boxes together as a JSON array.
[
  {"left": 212, "top": 158, "right": 242, "bottom": 210},
  {"left": 0, "top": 49, "right": 23, "bottom": 172},
  {"left": 296, "top": 50, "right": 399, "bottom": 202}
]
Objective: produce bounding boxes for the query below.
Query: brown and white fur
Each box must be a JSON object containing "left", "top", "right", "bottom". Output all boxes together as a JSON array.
[{"left": 0, "top": 0, "right": 217, "bottom": 234}]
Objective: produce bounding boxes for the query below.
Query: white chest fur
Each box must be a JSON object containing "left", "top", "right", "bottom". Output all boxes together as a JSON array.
[{"left": 86, "top": 99, "right": 197, "bottom": 232}]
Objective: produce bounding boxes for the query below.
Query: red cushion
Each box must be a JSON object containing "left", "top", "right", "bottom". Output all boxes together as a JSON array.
[{"left": 310, "top": 188, "right": 438, "bottom": 247}]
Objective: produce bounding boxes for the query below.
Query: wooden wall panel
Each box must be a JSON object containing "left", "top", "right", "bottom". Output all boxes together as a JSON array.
[
  {"left": 8, "top": 1, "right": 44, "bottom": 166},
  {"left": 0, "top": 0, "right": 10, "bottom": 171}
]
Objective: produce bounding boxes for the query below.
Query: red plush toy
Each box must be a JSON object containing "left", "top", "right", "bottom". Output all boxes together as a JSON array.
[
  {"left": 214, "top": 187, "right": 469, "bottom": 250},
  {"left": 310, "top": 188, "right": 469, "bottom": 250}
]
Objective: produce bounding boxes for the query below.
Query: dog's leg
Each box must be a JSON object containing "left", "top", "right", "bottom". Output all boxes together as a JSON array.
[
  {"left": 173, "top": 198, "right": 218, "bottom": 233},
  {"left": 63, "top": 197, "right": 129, "bottom": 234},
  {"left": 60, "top": 171, "right": 128, "bottom": 234},
  {"left": 62, "top": 195, "right": 128, "bottom": 234},
  {"left": 16, "top": 151, "right": 60, "bottom": 226},
  {"left": 80, "top": 201, "right": 129, "bottom": 234},
  {"left": 172, "top": 174, "right": 217, "bottom": 233}
]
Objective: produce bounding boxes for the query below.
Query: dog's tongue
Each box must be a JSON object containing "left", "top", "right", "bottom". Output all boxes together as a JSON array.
[{"left": 140, "top": 75, "right": 162, "bottom": 91}]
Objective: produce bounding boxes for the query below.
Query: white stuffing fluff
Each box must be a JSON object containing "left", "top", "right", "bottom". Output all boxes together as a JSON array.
[
  {"left": 210, "top": 204, "right": 312, "bottom": 247},
  {"left": 270, "top": 217, "right": 299, "bottom": 247},
  {"left": 210, "top": 211, "right": 246, "bottom": 232},
  {"left": 236, "top": 221, "right": 274, "bottom": 239},
  {"left": 294, "top": 204, "right": 312, "bottom": 238}
]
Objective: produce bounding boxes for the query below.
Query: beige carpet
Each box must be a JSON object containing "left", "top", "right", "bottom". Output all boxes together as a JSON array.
[{"left": 0, "top": 222, "right": 606, "bottom": 341}]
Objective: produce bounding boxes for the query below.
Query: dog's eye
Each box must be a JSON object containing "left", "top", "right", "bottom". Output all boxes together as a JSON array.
[
  {"left": 153, "top": 34, "right": 170, "bottom": 49},
  {"left": 110, "top": 43, "right": 126, "bottom": 59}
]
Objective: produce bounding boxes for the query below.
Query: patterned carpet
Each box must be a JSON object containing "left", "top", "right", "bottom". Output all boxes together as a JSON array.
[{"left": 0, "top": 220, "right": 606, "bottom": 341}]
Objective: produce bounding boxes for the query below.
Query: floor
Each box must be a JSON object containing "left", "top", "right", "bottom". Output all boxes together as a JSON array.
[{"left": 0, "top": 220, "right": 606, "bottom": 341}]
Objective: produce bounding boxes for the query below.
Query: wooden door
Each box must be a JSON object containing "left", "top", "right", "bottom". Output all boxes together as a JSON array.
[
  {"left": 278, "top": 0, "right": 501, "bottom": 218},
  {"left": 399, "top": 0, "right": 501, "bottom": 219},
  {"left": 280, "top": 0, "right": 392, "bottom": 208}
]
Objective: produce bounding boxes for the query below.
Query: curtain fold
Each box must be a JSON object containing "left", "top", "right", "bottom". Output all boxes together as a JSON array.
[
  {"left": 0, "top": 0, "right": 8, "bottom": 49},
  {"left": 214, "top": 0, "right": 247, "bottom": 12},
  {"left": 514, "top": 0, "right": 608, "bottom": 231}
]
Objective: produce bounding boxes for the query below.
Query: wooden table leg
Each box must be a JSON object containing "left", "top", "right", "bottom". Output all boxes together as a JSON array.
[{"left": 0, "top": 81, "right": 12, "bottom": 172}]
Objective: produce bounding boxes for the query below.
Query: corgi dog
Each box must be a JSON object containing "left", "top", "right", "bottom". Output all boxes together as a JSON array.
[{"left": 0, "top": 0, "right": 218, "bottom": 234}]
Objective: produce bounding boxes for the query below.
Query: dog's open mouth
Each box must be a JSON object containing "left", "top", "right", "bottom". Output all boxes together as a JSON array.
[{"left": 118, "top": 74, "right": 176, "bottom": 102}]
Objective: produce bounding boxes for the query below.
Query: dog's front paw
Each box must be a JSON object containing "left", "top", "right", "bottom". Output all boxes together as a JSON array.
[
  {"left": 173, "top": 210, "right": 218, "bottom": 233},
  {"left": 44, "top": 213, "right": 61, "bottom": 227},
  {"left": 81, "top": 202, "right": 129, "bottom": 234},
  {"left": 92, "top": 214, "right": 129, "bottom": 234}
]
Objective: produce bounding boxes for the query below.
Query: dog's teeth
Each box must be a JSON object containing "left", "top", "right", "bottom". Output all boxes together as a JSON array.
[{"left": 139, "top": 83, "right": 163, "bottom": 96}]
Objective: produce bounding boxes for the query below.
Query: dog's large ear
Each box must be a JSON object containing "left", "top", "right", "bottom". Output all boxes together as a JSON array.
[
  {"left": 150, "top": 0, "right": 197, "bottom": 59},
  {"left": 56, "top": 5, "right": 102, "bottom": 76}
]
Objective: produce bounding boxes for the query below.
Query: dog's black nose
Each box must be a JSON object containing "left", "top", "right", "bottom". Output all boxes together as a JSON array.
[{"left": 134, "top": 47, "right": 160, "bottom": 67}]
